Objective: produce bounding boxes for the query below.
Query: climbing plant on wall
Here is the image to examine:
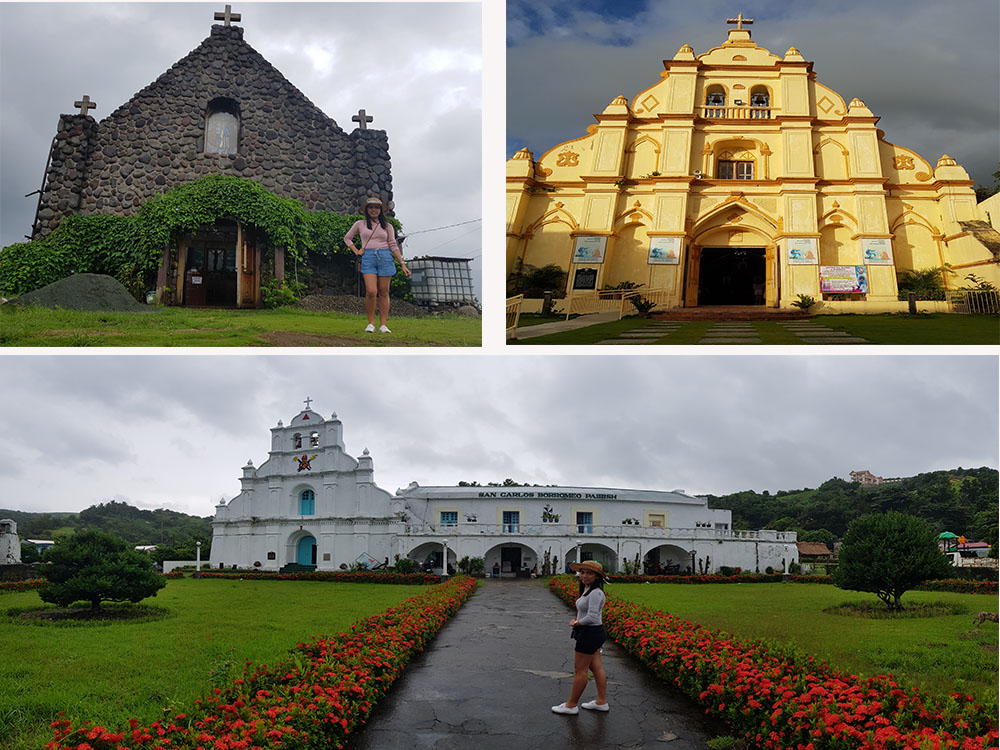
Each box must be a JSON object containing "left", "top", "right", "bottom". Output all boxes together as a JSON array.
[{"left": 0, "top": 175, "right": 402, "bottom": 299}]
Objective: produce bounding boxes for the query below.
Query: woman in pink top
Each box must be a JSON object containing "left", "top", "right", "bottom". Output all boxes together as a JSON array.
[{"left": 344, "top": 197, "right": 410, "bottom": 333}]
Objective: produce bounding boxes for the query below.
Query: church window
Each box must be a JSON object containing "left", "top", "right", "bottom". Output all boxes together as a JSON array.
[
  {"left": 717, "top": 160, "right": 755, "bottom": 180},
  {"left": 267, "top": 551, "right": 276, "bottom": 560},
  {"left": 576, "top": 512, "right": 593, "bottom": 534},
  {"left": 310, "top": 431, "right": 320, "bottom": 447},
  {"left": 648, "top": 513, "right": 664, "bottom": 528},
  {"left": 502, "top": 511, "right": 520, "bottom": 533},
  {"left": 299, "top": 489, "right": 315, "bottom": 516},
  {"left": 705, "top": 85, "right": 726, "bottom": 117},
  {"left": 204, "top": 98, "right": 241, "bottom": 155},
  {"left": 292, "top": 433, "right": 302, "bottom": 449},
  {"left": 440, "top": 511, "right": 458, "bottom": 527}
]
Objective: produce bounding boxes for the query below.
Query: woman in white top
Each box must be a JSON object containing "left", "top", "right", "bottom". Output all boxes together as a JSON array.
[
  {"left": 552, "top": 560, "right": 609, "bottom": 714},
  {"left": 343, "top": 197, "right": 410, "bottom": 333}
]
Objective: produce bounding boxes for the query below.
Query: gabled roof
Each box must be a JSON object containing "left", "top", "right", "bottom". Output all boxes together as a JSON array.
[{"left": 796, "top": 542, "right": 832, "bottom": 556}]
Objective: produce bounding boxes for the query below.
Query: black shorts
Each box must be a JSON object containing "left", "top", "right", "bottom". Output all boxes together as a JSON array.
[{"left": 573, "top": 624, "right": 606, "bottom": 654}]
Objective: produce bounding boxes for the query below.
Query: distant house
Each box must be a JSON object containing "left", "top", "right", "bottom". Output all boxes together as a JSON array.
[
  {"left": 26, "top": 539, "right": 55, "bottom": 554},
  {"left": 958, "top": 541, "right": 991, "bottom": 558},
  {"left": 796, "top": 541, "right": 834, "bottom": 574},
  {"left": 134, "top": 545, "right": 157, "bottom": 553}
]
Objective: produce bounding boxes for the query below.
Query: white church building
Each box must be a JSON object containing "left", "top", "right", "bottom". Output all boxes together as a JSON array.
[{"left": 210, "top": 403, "right": 798, "bottom": 575}]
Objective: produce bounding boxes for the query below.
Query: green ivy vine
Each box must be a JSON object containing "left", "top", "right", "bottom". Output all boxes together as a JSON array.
[{"left": 0, "top": 175, "right": 402, "bottom": 298}]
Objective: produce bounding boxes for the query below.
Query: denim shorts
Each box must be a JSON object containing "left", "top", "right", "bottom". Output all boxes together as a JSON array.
[{"left": 360, "top": 248, "right": 397, "bottom": 277}]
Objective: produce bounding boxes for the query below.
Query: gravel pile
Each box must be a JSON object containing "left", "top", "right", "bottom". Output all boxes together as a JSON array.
[
  {"left": 10, "top": 274, "right": 155, "bottom": 313},
  {"left": 295, "top": 294, "right": 428, "bottom": 318}
]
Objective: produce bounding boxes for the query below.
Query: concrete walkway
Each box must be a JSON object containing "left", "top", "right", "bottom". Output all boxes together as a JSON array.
[
  {"left": 513, "top": 312, "right": 620, "bottom": 340},
  {"left": 347, "top": 580, "right": 723, "bottom": 750}
]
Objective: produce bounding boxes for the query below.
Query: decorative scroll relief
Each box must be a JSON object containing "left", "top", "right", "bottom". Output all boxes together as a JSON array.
[
  {"left": 893, "top": 155, "right": 915, "bottom": 170},
  {"left": 594, "top": 132, "right": 623, "bottom": 173},
  {"left": 654, "top": 194, "right": 685, "bottom": 232},
  {"left": 556, "top": 151, "right": 580, "bottom": 167},
  {"left": 858, "top": 196, "right": 887, "bottom": 234},
  {"left": 583, "top": 194, "right": 614, "bottom": 231},
  {"left": 850, "top": 132, "right": 880, "bottom": 176}
]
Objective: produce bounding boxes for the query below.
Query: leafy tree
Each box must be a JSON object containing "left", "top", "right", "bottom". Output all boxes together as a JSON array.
[
  {"left": 38, "top": 530, "right": 166, "bottom": 611},
  {"left": 799, "top": 529, "right": 836, "bottom": 546},
  {"left": 832, "top": 511, "right": 952, "bottom": 610}
]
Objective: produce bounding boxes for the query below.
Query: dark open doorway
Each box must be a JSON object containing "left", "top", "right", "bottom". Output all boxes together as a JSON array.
[
  {"left": 183, "top": 220, "right": 238, "bottom": 306},
  {"left": 698, "top": 247, "right": 765, "bottom": 305}
]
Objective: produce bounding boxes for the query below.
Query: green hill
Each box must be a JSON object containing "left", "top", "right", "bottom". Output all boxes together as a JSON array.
[{"left": 706, "top": 467, "right": 998, "bottom": 549}]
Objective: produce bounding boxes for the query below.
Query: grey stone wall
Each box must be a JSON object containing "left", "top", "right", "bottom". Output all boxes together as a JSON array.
[{"left": 33, "top": 24, "right": 393, "bottom": 240}]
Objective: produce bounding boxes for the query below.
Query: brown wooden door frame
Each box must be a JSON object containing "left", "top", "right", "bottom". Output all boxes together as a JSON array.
[{"left": 684, "top": 244, "right": 701, "bottom": 307}]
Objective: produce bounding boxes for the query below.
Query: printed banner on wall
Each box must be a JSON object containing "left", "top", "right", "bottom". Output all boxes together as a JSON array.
[
  {"left": 862, "top": 238, "right": 894, "bottom": 265},
  {"left": 572, "top": 236, "right": 607, "bottom": 264},
  {"left": 820, "top": 265, "right": 869, "bottom": 293},
  {"left": 648, "top": 237, "right": 682, "bottom": 265},
  {"left": 786, "top": 237, "right": 818, "bottom": 265}
]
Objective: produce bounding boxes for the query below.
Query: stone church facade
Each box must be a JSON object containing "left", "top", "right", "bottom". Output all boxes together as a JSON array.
[
  {"left": 210, "top": 403, "right": 799, "bottom": 576},
  {"left": 33, "top": 9, "right": 392, "bottom": 307},
  {"left": 506, "top": 18, "right": 998, "bottom": 313}
]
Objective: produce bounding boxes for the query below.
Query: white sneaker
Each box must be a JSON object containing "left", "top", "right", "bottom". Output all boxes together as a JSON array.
[
  {"left": 364, "top": 323, "right": 375, "bottom": 333},
  {"left": 551, "top": 702, "right": 578, "bottom": 715},
  {"left": 379, "top": 325, "right": 391, "bottom": 333},
  {"left": 581, "top": 700, "right": 609, "bottom": 712}
]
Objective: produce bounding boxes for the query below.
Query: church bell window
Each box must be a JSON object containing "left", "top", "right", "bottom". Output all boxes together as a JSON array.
[
  {"left": 299, "top": 489, "right": 315, "bottom": 516},
  {"left": 310, "top": 432, "right": 320, "bottom": 447},
  {"left": 292, "top": 433, "right": 302, "bottom": 449},
  {"left": 705, "top": 85, "right": 726, "bottom": 117}
]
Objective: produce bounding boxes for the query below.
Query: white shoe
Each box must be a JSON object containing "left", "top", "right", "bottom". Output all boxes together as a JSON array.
[
  {"left": 379, "top": 325, "right": 391, "bottom": 333},
  {"left": 551, "top": 702, "right": 578, "bottom": 715},
  {"left": 364, "top": 324, "right": 375, "bottom": 333},
  {"left": 581, "top": 700, "right": 609, "bottom": 712}
]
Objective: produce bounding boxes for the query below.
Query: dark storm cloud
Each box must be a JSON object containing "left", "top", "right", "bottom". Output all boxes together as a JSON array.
[{"left": 507, "top": 0, "right": 999, "bottom": 186}]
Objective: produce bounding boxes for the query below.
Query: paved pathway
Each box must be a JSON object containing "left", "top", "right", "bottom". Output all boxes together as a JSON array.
[
  {"left": 513, "top": 312, "right": 620, "bottom": 340},
  {"left": 776, "top": 321, "right": 871, "bottom": 344},
  {"left": 347, "top": 580, "right": 723, "bottom": 750},
  {"left": 589, "top": 320, "right": 872, "bottom": 345}
]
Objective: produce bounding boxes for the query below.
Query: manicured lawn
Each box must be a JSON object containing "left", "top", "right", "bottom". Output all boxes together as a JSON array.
[
  {"left": 0, "top": 306, "right": 480, "bottom": 346},
  {"left": 814, "top": 313, "right": 999, "bottom": 345},
  {"left": 0, "top": 578, "right": 430, "bottom": 750},
  {"left": 613, "top": 582, "right": 998, "bottom": 709}
]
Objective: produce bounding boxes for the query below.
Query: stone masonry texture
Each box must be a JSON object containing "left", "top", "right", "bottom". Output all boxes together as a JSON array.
[{"left": 32, "top": 24, "right": 392, "bottom": 239}]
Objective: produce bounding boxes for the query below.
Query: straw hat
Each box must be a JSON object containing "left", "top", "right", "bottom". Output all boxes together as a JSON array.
[
  {"left": 569, "top": 560, "right": 606, "bottom": 578},
  {"left": 362, "top": 197, "right": 384, "bottom": 211}
]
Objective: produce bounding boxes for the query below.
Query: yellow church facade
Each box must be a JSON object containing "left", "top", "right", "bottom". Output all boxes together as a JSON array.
[{"left": 506, "top": 19, "right": 998, "bottom": 313}]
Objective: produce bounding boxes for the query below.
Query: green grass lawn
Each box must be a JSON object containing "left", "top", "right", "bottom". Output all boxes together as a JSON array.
[
  {"left": 0, "top": 579, "right": 430, "bottom": 749},
  {"left": 613, "top": 583, "right": 998, "bottom": 710},
  {"left": 0, "top": 305, "right": 480, "bottom": 347},
  {"left": 511, "top": 314, "right": 998, "bottom": 345}
]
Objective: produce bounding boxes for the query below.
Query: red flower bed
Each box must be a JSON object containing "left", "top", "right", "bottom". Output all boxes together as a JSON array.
[
  {"left": 603, "top": 574, "right": 997, "bottom": 595},
  {"left": 0, "top": 578, "right": 44, "bottom": 593},
  {"left": 198, "top": 570, "right": 440, "bottom": 585},
  {"left": 549, "top": 576, "right": 997, "bottom": 749},
  {"left": 48, "top": 575, "right": 478, "bottom": 750}
]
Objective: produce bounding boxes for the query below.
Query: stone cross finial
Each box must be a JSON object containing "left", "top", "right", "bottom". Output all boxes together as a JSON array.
[
  {"left": 352, "top": 109, "right": 373, "bottom": 130},
  {"left": 303, "top": 396, "right": 313, "bottom": 410},
  {"left": 74, "top": 95, "right": 97, "bottom": 116},
  {"left": 214, "top": 5, "right": 241, "bottom": 26},
  {"left": 727, "top": 13, "right": 753, "bottom": 30}
]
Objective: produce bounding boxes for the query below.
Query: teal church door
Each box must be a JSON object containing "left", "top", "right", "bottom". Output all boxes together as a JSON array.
[{"left": 296, "top": 535, "right": 317, "bottom": 566}]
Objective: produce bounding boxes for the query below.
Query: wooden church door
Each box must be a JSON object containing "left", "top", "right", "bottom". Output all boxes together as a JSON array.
[
  {"left": 238, "top": 226, "right": 259, "bottom": 307},
  {"left": 765, "top": 245, "right": 779, "bottom": 307},
  {"left": 684, "top": 245, "right": 701, "bottom": 307}
]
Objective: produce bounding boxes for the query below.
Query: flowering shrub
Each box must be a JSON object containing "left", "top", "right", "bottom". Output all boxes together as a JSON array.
[
  {"left": 48, "top": 575, "right": 477, "bottom": 750},
  {"left": 197, "top": 570, "right": 439, "bottom": 585},
  {"left": 549, "top": 576, "right": 997, "bottom": 749},
  {"left": 161, "top": 571, "right": 185, "bottom": 579},
  {"left": 0, "top": 578, "right": 44, "bottom": 593}
]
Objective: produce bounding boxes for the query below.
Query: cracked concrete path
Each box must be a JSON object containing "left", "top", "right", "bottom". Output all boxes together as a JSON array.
[{"left": 346, "top": 579, "right": 723, "bottom": 750}]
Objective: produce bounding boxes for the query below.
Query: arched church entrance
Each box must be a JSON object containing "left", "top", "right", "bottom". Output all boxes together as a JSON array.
[
  {"left": 406, "top": 541, "right": 457, "bottom": 574},
  {"left": 481, "top": 542, "right": 539, "bottom": 577},
  {"left": 696, "top": 247, "right": 765, "bottom": 305},
  {"left": 566, "top": 542, "right": 617, "bottom": 574},
  {"left": 295, "top": 535, "right": 317, "bottom": 566},
  {"left": 176, "top": 219, "right": 259, "bottom": 307}
]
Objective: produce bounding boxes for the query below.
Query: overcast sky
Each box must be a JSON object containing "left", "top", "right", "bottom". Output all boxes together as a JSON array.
[
  {"left": 1, "top": 354, "right": 996, "bottom": 517},
  {"left": 0, "top": 2, "right": 483, "bottom": 296},
  {"left": 507, "top": 0, "right": 1000, "bottom": 188}
]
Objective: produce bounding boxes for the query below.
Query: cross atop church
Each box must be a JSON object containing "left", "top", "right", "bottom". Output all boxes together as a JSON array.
[
  {"left": 214, "top": 5, "right": 241, "bottom": 26},
  {"left": 303, "top": 396, "right": 313, "bottom": 410},
  {"left": 74, "top": 95, "right": 97, "bottom": 116},
  {"left": 352, "top": 109, "right": 373, "bottom": 130},
  {"left": 727, "top": 13, "right": 753, "bottom": 30}
]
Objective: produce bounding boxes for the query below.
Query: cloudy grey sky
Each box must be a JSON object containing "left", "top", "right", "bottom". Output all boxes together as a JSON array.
[
  {"left": 1, "top": 354, "right": 996, "bottom": 517},
  {"left": 507, "top": 0, "right": 1000, "bottom": 188},
  {"left": 0, "top": 2, "right": 483, "bottom": 295}
]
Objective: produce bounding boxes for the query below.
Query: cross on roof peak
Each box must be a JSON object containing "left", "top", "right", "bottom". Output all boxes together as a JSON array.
[
  {"left": 74, "top": 95, "right": 97, "bottom": 116},
  {"left": 727, "top": 13, "right": 753, "bottom": 30},
  {"left": 303, "top": 396, "right": 313, "bottom": 410},
  {"left": 214, "top": 5, "right": 241, "bottom": 27},
  {"left": 352, "top": 109, "right": 373, "bottom": 130}
]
